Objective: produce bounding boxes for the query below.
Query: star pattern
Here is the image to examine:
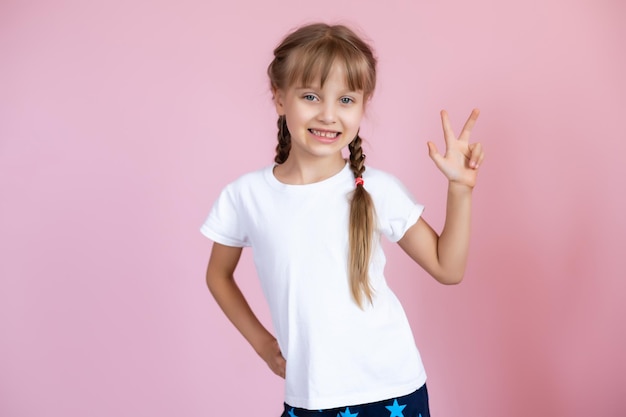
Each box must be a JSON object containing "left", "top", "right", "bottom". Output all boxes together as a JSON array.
[
  {"left": 385, "top": 399, "right": 407, "bottom": 417},
  {"left": 285, "top": 386, "right": 428, "bottom": 417},
  {"left": 339, "top": 407, "right": 359, "bottom": 417}
]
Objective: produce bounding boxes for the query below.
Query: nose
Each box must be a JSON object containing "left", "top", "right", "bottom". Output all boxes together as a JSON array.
[{"left": 317, "top": 101, "right": 336, "bottom": 124}]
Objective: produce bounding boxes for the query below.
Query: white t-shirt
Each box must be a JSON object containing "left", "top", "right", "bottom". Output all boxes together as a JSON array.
[{"left": 201, "top": 162, "right": 427, "bottom": 410}]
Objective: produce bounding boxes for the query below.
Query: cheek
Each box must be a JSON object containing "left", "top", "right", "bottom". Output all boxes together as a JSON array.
[
  {"left": 346, "top": 111, "right": 364, "bottom": 129},
  {"left": 286, "top": 102, "right": 311, "bottom": 121}
]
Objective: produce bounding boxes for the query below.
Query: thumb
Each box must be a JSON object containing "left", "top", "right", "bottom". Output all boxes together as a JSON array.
[{"left": 427, "top": 141, "right": 444, "bottom": 167}]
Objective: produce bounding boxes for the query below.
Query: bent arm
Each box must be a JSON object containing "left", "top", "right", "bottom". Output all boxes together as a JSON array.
[
  {"left": 398, "top": 182, "right": 472, "bottom": 285},
  {"left": 399, "top": 109, "right": 482, "bottom": 285},
  {"left": 206, "top": 242, "right": 286, "bottom": 377}
]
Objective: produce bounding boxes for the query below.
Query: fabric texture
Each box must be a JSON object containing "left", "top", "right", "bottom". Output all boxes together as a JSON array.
[
  {"left": 281, "top": 383, "right": 430, "bottom": 417},
  {"left": 201, "top": 162, "right": 427, "bottom": 409}
]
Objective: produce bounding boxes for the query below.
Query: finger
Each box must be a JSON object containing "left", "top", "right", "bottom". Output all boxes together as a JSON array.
[
  {"left": 275, "top": 351, "right": 286, "bottom": 372},
  {"left": 272, "top": 361, "right": 285, "bottom": 378},
  {"left": 440, "top": 109, "right": 455, "bottom": 146},
  {"left": 459, "top": 108, "right": 480, "bottom": 142},
  {"left": 427, "top": 141, "right": 445, "bottom": 169},
  {"left": 468, "top": 142, "right": 484, "bottom": 169},
  {"left": 475, "top": 144, "right": 485, "bottom": 169}
]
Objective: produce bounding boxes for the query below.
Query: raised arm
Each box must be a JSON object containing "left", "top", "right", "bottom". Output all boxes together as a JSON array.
[
  {"left": 206, "top": 242, "right": 286, "bottom": 378},
  {"left": 398, "top": 109, "right": 484, "bottom": 285}
]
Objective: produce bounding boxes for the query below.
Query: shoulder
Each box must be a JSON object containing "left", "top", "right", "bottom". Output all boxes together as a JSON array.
[
  {"left": 362, "top": 166, "right": 409, "bottom": 193},
  {"left": 362, "top": 166, "right": 398, "bottom": 181},
  {"left": 210, "top": 166, "right": 274, "bottom": 209},
  {"left": 362, "top": 165, "right": 420, "bottom": 207},
  {"left": 362, "top": 166, "right": 423, "bottom": 238},
  {"left": 222, "top": 165, "right": 273, "bottom": 191}
]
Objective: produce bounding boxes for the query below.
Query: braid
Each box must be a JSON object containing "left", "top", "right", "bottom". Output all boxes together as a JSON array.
[
  {"left": 348, "top": 134, "right": 366, "bottom": 178},
  {"left": 348, "top": 133, "right": 376, "bottom": 307},
  {"left": 274, "top": 115, "right": 291, "bottom": 164},
  {"left": 265, "top": 22, "right": 379, "bottom": 307}
]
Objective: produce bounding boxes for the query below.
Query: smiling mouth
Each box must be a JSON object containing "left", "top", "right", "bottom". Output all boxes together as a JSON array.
[{"left": 309, "top": 129, "right": 340, "bottom": 139}]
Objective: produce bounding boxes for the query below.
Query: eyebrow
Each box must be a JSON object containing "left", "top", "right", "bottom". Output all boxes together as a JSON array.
[
  {"left": 294, "top": 86, "right": 362, "bottom": 94},
  {"left": 294, "top": 85, "right": 321, "bottom": 90}
]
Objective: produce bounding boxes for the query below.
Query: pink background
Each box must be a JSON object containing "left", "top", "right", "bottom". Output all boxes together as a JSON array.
[{"left": 2, "top": 0, "right": 625, "bottom": 416}]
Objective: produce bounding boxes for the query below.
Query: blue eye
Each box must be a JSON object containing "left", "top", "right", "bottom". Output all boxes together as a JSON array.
[
  {"left": 303, "top": 94, "right": 317, "bottom": 101},
  {"left": 340, "top": 97, "right": 354, "bottom": 104}
]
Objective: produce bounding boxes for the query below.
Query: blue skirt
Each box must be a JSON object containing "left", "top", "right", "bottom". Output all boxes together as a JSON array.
[{"left": 281, "top": 384, "right": 430, "bottom": 417}]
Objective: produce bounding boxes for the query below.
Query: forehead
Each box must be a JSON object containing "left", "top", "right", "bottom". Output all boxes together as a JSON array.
[
  {"left": 287, "top": 51, "right": 370, "bottom": 93},
  {"left": 295, "top": 63, "right": 354, "bottom": 89}
]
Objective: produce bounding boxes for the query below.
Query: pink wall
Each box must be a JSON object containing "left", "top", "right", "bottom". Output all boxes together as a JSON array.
[{"left": 1, "top": 0, "right": 625, "bottom": 416}]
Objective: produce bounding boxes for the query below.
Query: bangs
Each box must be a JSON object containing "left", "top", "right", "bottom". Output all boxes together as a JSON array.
[{"left": 285, "top": 39, "right": 375, "bottom": 95}]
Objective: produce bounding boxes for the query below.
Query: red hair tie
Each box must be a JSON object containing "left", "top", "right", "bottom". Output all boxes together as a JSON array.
[{"left": 355, "top": 177, "right": 364, "bottom": 187}]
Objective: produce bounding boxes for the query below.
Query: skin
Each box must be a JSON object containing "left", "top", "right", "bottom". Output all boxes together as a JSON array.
[
  {"left": 205, "top": 62, "right": 485, "bottom": 379},
  {"left": 271, "top": 64, "right": 365, "bottom": 185}
]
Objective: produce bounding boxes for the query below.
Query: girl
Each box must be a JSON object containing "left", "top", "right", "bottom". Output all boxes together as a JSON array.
[{"left": 202, "top": 23, "right": 484, "bottom": 417}]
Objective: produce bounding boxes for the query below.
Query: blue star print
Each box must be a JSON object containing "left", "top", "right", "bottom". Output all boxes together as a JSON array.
[
  {"left": 385, "top": 399, "right": 407, "bottom": 417},
  {"left": 288, "top": 408, "right": 298, "bottom": 417},
  {"left": 339, "top": 407, "right": 359, "bottom": 417}
]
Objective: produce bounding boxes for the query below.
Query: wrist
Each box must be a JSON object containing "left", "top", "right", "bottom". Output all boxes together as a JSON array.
[
  {"left": 251, "top": 332, "right": 276, "bottom": 355},
  {"left": 448, "top": 180, "right": 474, "bottom": 194}
]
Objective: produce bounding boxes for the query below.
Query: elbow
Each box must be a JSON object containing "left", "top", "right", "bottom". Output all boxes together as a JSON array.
[
  {"left": 434, "top": 271, "right": 465, "bottom": 285},
  {"left": 443, "top": 275, "right": 464, "bottom": 285},
  {"left": 206, "top": 268, "right": 218, "bottom": 293},
  {"left": 205, "top": 267, "right": 235, "bottom": 295}
]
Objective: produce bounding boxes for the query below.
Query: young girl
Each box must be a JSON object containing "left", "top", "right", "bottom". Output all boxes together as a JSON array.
[{"left": 202, "top": 23, "right": 484, "bottom": 417}]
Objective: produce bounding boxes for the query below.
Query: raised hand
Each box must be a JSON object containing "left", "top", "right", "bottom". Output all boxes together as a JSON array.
[{"left": 427, "top": 109, "right": 484, "bottom": 188}]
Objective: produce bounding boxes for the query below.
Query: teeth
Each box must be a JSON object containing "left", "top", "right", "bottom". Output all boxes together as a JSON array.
[{"left": 310, "top": 129, "right": 339, "bottom": 138}]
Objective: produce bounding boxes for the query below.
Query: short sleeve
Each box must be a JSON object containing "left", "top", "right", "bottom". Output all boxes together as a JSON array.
[
  {"left": 200, "top": 184, "right": 250, "bottom": 247},
  {"left": 372, "top": 172, "right": 424, "bottom": 243}
]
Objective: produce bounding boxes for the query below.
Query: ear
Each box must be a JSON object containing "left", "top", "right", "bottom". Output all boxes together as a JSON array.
[{"left": 272, "top": 88, "right": 286, "bottom": 116}]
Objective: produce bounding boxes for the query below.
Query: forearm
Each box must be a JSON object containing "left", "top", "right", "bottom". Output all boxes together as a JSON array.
[
  {"left": 207, "top": 272, "right": 275, "bottom": 355},
  {"left": 436, "top": 181, "right": 473, "bottom": 284}
]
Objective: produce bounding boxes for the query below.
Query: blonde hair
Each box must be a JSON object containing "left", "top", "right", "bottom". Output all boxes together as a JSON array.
[{"left": 267, "top": 23, "right": 378, "bottom": 307}]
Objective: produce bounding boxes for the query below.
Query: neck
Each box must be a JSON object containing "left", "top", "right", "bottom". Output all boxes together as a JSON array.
[{"left": 274, "top": 154, "right": 346, "bottom": 185}]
